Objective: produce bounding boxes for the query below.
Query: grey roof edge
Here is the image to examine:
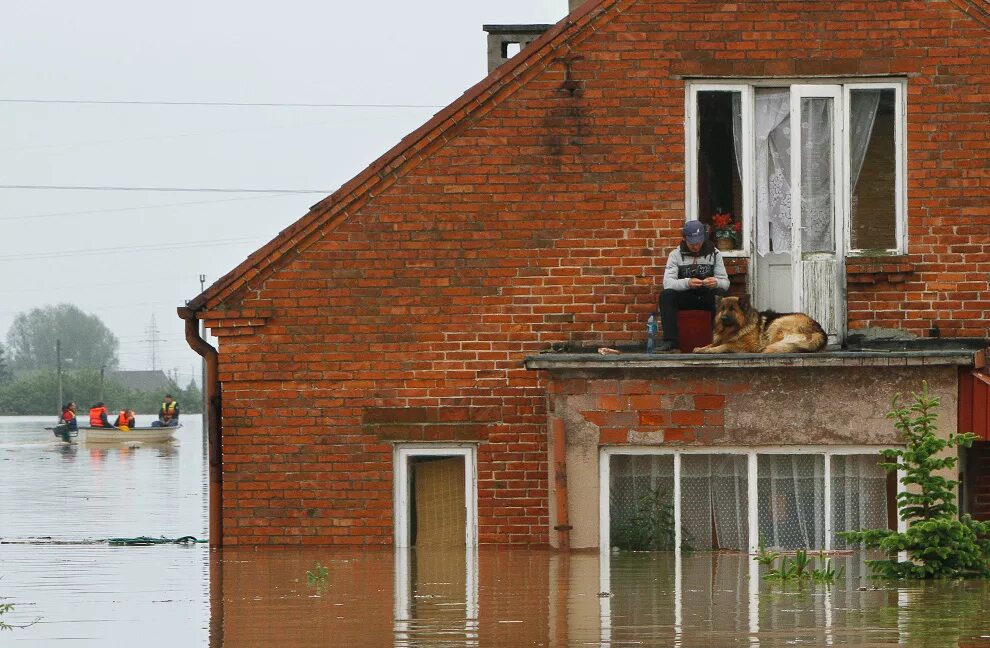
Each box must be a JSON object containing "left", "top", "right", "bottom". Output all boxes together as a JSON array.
[
  {"left": 482, "top": 24, "right": 555, "bottom": 34},
  {"left": 524, "top": 349, "right": 983, "bottom": 371}
]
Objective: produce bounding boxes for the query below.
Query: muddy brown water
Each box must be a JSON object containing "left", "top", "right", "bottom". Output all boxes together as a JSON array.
[{"left": 1, "top": 416, "right": 989, "bottom": 646}]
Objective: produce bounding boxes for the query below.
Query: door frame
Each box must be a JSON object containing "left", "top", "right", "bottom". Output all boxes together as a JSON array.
[
  {"left": 394, "top": 444, "right": 478, "bottom": 548},
  {"left": 790, "top": 84, "right": 846, "bottom": 341}
]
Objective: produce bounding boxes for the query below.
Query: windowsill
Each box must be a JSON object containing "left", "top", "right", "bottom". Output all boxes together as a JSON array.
[{"left": 846, "top": 250, "right": 906, "bottom": 258}]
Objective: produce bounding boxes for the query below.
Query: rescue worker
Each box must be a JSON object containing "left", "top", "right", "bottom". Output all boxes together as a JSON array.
[
  {"left": 89, "top": 402, "right": 113, "bottom": 428},
  {"left": 114, "top": 409, "right": 136, "bottom": 430},
  {"left": 153, "top": 394, "right": 179, "bottom": 427},
  {"left": 60, "top": 402, "right": 78, "bottom": 431}
]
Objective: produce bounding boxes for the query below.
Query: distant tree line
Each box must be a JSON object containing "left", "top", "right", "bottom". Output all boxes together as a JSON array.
[
  {"left": 0, "top": 304, "right": 202, "bottom": 417},
  {"left": 0, "top": 367, "right": 202, "bottom": 417}
]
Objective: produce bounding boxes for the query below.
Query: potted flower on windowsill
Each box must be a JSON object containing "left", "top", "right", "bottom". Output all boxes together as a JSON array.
[{"left": 712, "top": 211, "right": 741, "bottom": 251}]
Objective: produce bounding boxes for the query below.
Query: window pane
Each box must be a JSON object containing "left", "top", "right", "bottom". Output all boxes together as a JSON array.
[
  {"left": 830, "top": 454, "right": 889, "bottom": 549},
  {"left": 609, "top": 455, "right": 675, "bottom": 550},
  {"left": 697, "top": 91, "right": 743, "bottom": 249},
  {"left": 849, "top": 88, "right": 897, "bottom": 250},
  {"left": 800, "top": 97, "right": 835, "bottom": 254},
  {"left": 757, "top": 454, "right": 825, "bottom": 550},
  {"left": 680, "top": 455, "right": 748, "bottom": 550}
]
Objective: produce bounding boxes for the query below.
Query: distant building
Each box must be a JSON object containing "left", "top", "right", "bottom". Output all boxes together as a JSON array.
[{"left": 110, "top": 370, "right": 176, "bottom": 394}]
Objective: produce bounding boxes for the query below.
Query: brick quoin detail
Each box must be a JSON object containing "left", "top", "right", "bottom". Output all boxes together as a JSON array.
[
  {"left": 192, "top": 0, "right": 990, "bottom": 546},
  {"left": 570, "top": 375, "right": 745, "bottom": 445}
]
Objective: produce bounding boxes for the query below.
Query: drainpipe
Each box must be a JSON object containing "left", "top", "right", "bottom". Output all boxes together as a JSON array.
[
  {"left": 551, "top": 418, "right": 571, "bottom": 550},
  {"left": 178, "top": 306, "right": 222, "bottom": 548}
]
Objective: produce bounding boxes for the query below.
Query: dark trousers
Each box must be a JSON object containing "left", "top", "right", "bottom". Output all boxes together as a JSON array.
[{"left": 658, "top": 288, "right": 724, "bottom": 342}]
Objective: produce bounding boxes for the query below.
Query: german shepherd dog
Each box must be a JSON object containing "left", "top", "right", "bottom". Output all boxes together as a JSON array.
[{"left": 694, "top": 295, "right": 827, "bottom": 354}]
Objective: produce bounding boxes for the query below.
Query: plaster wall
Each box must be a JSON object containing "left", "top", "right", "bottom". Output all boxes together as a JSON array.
[{"left": 548, "top": 366, "right": 959, "bottom": 549}]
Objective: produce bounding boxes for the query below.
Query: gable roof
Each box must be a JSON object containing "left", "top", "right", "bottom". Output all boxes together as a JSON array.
[
  {"left": 185, "top": 0, "right": 990, "bottom": 314},
  {"left": 186, "top": 0, "right": 626, "bottom": 312}
]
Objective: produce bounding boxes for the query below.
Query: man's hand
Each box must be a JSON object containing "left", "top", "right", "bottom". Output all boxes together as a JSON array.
[
  {"left": 702, "top": 277, "right": 718, "bottom": 288},
  {"left": 688, "top": 278, "right": 704, "bottom": 289}
]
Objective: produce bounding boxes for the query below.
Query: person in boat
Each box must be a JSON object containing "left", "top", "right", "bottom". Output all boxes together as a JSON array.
[
  {"left": 60, "top": 402, "right": 78, "bottom": 431},
  {"left": 114, "top": 408, "right": 136, "bottom": 430},
  {"left": 88, "top": 402, "right": 113, "bottom": 428},
  {"left": 153, "top": 394, "right": 179, "bottom": 427}
]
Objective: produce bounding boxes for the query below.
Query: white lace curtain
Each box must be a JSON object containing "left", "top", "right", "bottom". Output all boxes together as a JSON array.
[
  {"left": 749, "top": 88, "right": 882, "bottom": 257},
  {"left": 754, "top": 89, "right": 792, "bottom": 256}
]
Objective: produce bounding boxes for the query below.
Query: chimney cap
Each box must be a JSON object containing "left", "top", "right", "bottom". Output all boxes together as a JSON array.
[{"left": 482, "top": 24, "right": 553, "bottom": 35}]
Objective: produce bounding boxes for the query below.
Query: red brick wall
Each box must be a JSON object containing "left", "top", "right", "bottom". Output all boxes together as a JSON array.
[{"left": 209, "top": 0, "right": 990, "bottom": 544}]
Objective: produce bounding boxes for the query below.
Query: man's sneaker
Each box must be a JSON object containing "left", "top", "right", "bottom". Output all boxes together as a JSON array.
[{"left": 655, "top": 339, "right": 677, "bottom": 352}]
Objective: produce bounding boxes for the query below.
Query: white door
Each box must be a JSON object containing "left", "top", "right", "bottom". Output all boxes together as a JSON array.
[{"left": 790, "top": 85, "right": 845, "bottom": 344}]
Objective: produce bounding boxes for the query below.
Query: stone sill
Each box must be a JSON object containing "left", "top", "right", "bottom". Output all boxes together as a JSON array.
[{"left": 524, "top": 349, "right": 982, "bottom": 371}]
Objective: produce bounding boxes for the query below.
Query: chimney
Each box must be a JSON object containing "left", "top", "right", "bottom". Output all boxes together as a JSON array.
[{"left": 482, "top": 24, "right": 552, "bottom": 73}]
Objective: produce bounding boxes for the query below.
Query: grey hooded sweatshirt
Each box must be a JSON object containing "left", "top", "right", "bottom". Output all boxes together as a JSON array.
[{"left": 662, "top": 240, "right": 730, "bottom": 292}]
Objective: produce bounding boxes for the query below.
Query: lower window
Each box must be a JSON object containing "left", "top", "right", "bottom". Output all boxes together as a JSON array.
[{"left": 606, "top": 448, "right": 893, "bottom": 552}]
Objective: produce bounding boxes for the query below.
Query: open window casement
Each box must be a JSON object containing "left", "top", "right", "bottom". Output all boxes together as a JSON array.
[{"left": 687, "top": 81, "right": 906, "bottom": 345}]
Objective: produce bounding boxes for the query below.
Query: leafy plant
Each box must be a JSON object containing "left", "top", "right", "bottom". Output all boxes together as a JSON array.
[
  {"left": 810, "top": 552, "right": 841, "bottom": 583},
  {"left": 754, "top": 536, "right": 779, "bottom": 568},
  {"left": 611, "top": 487, "right": 681, "bottom": 551},
  {"left": 306, "top": 562, "right": 329, "bottom": 591},
  {"left": 755, "top": 538, "right": 842, "bottom": 584},
  {"left": 0, "top": 602, "right": 13, "bottom": 631},
  {"left": 840, "top": 381, "right": 990, "bottom": 579}
]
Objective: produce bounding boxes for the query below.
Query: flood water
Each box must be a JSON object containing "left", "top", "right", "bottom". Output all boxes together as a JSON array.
[{"left": 2, "top": 415, "right": 989, "bottom": 646}]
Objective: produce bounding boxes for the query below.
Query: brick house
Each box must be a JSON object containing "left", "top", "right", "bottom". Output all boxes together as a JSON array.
[{"left": 180, "top": 0, "right": 990, "bottom": 549}]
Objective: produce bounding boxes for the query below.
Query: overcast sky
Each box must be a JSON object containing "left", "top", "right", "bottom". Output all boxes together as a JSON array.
[{"left": 1, "top": 0, "right": 566, "bottom": 387}]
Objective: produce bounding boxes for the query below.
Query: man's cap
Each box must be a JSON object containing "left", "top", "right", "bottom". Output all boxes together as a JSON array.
[{"left": 682, "top": 220, "right": 707, "bottom": 245}]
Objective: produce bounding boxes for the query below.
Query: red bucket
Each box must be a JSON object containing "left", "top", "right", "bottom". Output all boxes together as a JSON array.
[{"left": 677, "top": 310, "right": 713, "bottom": 353}]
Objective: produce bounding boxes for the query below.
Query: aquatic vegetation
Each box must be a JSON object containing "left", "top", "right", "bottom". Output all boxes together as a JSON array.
[
  {"left": 756, "top": 539, "right": 842, "bottom": 584},
  {"left": 306, "top": 562, "right": 329, "bottom": 591},
  {"left": 840, "top": 382, "right": 990, "bottom": 579},
  {"left": 0, "top": 602, "right": 13, "bottom": 631}
]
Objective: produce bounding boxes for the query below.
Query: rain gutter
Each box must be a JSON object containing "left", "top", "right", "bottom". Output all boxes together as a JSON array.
[{"left": 177, "top": 306, "right": 222, "bottom": 548}]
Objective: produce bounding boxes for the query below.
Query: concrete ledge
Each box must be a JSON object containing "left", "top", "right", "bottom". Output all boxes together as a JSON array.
[{"left": 525, "top": 349, "right": 982, "bottom": 371}]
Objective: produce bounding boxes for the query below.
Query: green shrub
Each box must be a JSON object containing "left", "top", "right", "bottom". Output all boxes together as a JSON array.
[{"left": 840, "top": 381, "right": 990, "bottom": 579}]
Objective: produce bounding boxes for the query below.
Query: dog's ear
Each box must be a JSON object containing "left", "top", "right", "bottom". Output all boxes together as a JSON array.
[
  {"left": 715, "top": 295, "right": 723, "bottom": 309},
  {"left": 739, "top": 294, "right": 752, "bottom": 311}
]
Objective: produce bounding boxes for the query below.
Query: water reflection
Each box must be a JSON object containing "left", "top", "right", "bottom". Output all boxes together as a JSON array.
[{"left": 203, "top": 546, "right": 990, "bottom": 647}]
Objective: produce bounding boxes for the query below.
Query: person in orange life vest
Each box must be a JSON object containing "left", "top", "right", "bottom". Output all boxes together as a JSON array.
[
  {"left": 60, "top": 402, "right": 78, "bottom": 431},
  {"left": 88, "top": 402, "right": 112, "bottom": 428},
  {"left": 153, "top": 394, "right": 179, "bottom": 427},
  {"left": 114, "top": 409, "right": 136, "bottom": 430}
]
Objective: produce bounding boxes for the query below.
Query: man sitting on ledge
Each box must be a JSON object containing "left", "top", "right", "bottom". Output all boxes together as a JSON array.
[{"left": 655, "top": 220, "right": 729, "bottom": 352}]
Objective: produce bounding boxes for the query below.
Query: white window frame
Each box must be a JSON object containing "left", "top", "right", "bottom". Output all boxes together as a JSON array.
[
  {"left": 600, "top": 445, "right": 897, "bottom": 554},
  {"left": 685, "top": 83, "right": 754, "bottom": 257},
  {"left": 394, "top": 444, "right": 478, "bottom": 548},
  {"left": 685, "top": 79, "right": 908, "bottom": 258},
  {"left": 843, "top": 81, "right": 907, "bottom": 255}
]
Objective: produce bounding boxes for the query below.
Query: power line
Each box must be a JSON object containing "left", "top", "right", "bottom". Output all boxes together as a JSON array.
[
  {"left": 0, "top": 237, "right": 261, "bottom": 262},
  {"left": 0, "top": 98, "right": 444, "bottom": 109},
  {"left": 0, "top": 192, "right": 310, "bottom": 222},
  {"left": 0, "top": 184, "right": 332, "bottom": 193}
]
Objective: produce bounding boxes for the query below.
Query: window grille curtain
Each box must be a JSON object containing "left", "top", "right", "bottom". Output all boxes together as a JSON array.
[
  {"left": 830, "top": 455, "right": 888, "bottom": 549},
  {"left": 798, "top": 97, "right": 835, "bottom": 254},
  {"left": 757, "top": 455, "right": 825, "bottom": 550},
  {"left": 754, "top": 89, "right": 792, "bottom": 256},
  {"left": 680, "top": 455, "right": 748, "bottom": 550}
]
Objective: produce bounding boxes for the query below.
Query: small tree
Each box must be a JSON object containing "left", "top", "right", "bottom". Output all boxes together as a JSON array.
[{"left": 841, "top": 381, "right": 990, "bottom": 579}]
